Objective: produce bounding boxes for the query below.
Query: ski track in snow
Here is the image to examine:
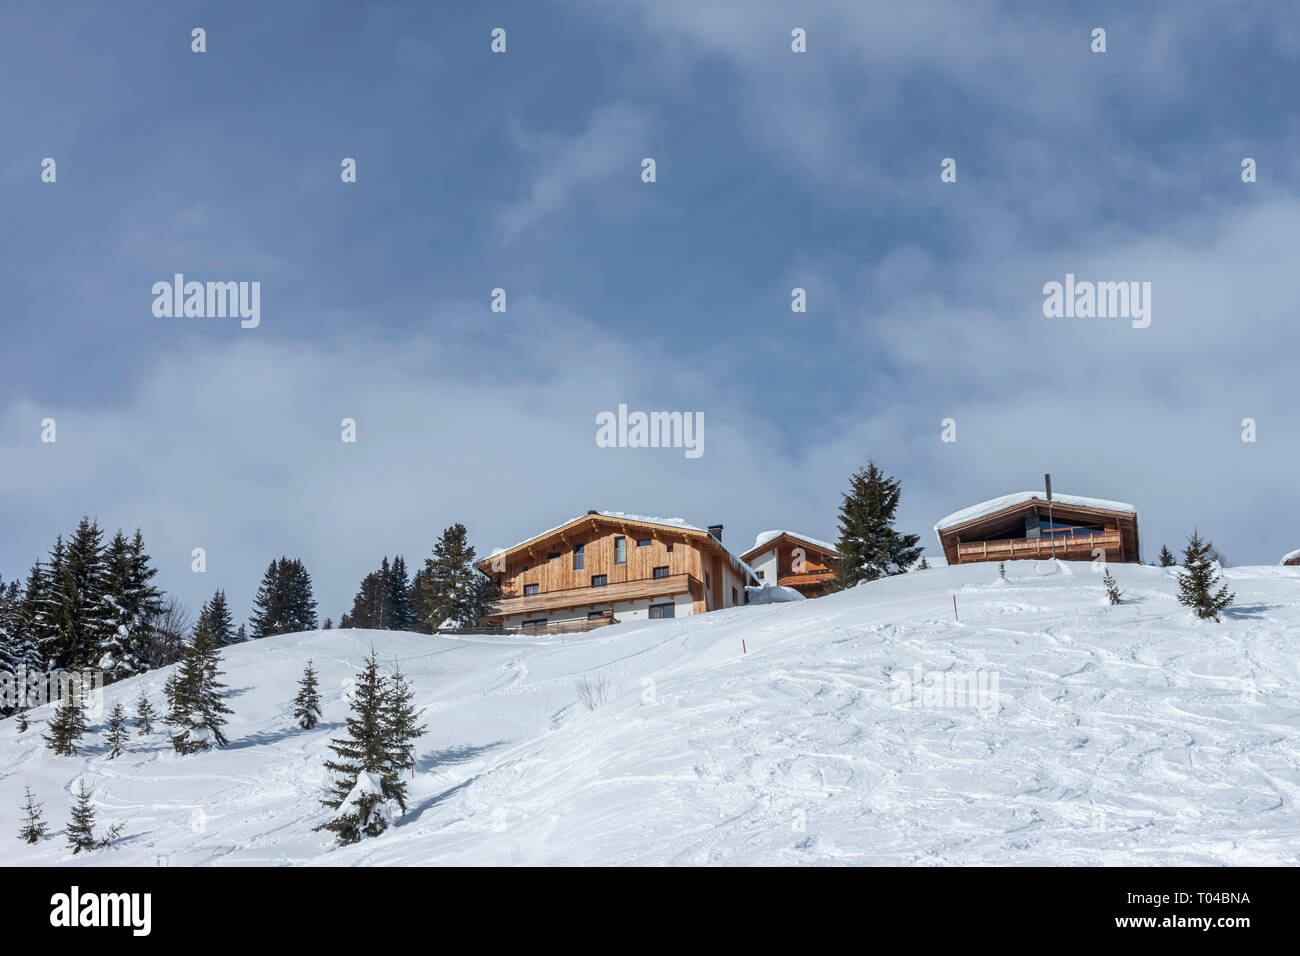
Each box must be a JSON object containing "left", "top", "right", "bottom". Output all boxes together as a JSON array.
[{"left": 2, "top": 562, "right": 1298, "bottom": 866}]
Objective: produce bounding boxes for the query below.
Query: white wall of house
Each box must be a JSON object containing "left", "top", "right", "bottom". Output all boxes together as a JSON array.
[
  {"left": 748, "top": 547, "right": 779, "bottom": 584},
  {"left": 502, "top": 591, "right": 695, "bottom": 629}
]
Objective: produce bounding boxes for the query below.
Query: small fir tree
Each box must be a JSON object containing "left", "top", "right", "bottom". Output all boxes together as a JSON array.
[
  {"left": 66, "top": 781, "right": 123, "bottom": 853},
  {"left": 827, "top": 461, "right": 923, "bottom": 590},
  {"left": 43, "top": 679, "right": 89, "bottom": 756},
  {"left": 104, "top": 702, "right": 129, "bottom": 758},
  {"left": 316, "top": 650, "right": 395, "bottom": 845},
  {"left": 134, "top": 692, "right": 156, "bottom": 736},
  {"left": 1158, "top": 545, "right": 1176, "bottom": 567},
  {"left": 1177, "top": 530, "right": 1235, "bottom": 621},
  {"left": 381, "top": 663, "right": 425, "bottom": 813},
  {"left": 295, "top": 659, "right": 323, "bottom": 730},
  {"left": 17, "top": 785, "right": 48, "bottom": 844},
  {"left": 1103, "top": 568, "right": 1123, "bottom": 605}
]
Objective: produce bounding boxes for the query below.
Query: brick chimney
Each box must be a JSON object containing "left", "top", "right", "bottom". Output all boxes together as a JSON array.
[{"left": 707, "top": 524, "right": 723, "bottom": 543}]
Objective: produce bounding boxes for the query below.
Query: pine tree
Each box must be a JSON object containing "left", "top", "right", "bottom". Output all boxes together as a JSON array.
[
  {"left": 1177, "top": 530, "right": 1235, "bottom": 622},
  {"left": 66, "top": 781, "right": 122, "bottom": 853},
  {"left": 347, "top": 568, "right": 387, "bottom": 629},
  {"left": 162, "top": 668, "right": 179, "bottom": 726},
  {"left": 169, "top": 616, "right": 233, "bottom": 754},
  {"left": 250, "top": 558, "right": 318, "bottom": 637},
  {"left": 17, "top": 785, "right": 47, "bottom": 844},
  {"left": 43, "top": 678, "right": 90, "bottom": 756},
  {"left": 827, "top": 462, "right": 923, "bottom": 590},
  {"left": 918, "top": 557, "right": 931, "bottom": 570},
  {"left": 407, "top": 568, "right": 432, "bottom": 634},
  {"left": 998, "top": 561, "right": 1007, "bottom": 581},
  {"left": 197, "top": 590, "right": 235, "bottom": 647},
  {"left": 48, "top": 517, "right": 114, "bottom": 671},
  {"left": 295, "top": 659, "right": 323, "bottom": 730},
  {"left": 13, "top": 562, "right": 47, "bottom": 675},
  {"left": 421, "top": 525, "right": 482, "bottom": 629},
  {"left": 1158, "top": 545, "right": 1176, "bottom": 567},
  {"left": 104, "top": 702, "right": 129, "bottom": 758},
  {"left": 1103, "top": 568, "right": 1123, "bottom": 605},
  {"left": 134, "top": 692, "right": 156, "bottom": 736},
  {"left": 381, "top": 663, "right": 425, "bottom": 813},
  {"left": 385, "top": 556, "right": 415, "bottom": 630},
  {"left": 316, "top": 650, "right": 396, "bottom": 845},
  {"left": 234, "top": 624, "right": 247, "bottom": 644},
  {"left": 322, "top": 617, "right": 333, "bottom": 630}
]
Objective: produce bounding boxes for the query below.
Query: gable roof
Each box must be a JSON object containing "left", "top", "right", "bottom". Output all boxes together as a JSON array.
[
  {"left": 479, "top": 510, "right": 759, "bottom": 582},
  {"left": 741, "top": 530, "right": 839, "bottom": 563},
  {"left": 934, "top": 492, "right": 1137, "bottom": 533}
]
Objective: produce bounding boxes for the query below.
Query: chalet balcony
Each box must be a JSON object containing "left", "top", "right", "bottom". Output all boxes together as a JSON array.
[
  {"left": 956, "top": 529, "right": 1121, "bottom": 563},
  {"left": 777, "top": 568, "right": 836, "bottom": 590},
  {"left": 491, "top": 572, "right": 702, "bottom": 618}
]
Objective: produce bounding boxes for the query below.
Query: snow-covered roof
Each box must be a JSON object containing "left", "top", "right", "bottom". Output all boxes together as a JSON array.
[
  {"left": 934, "top": 492, "right": 1137, "bottom": 533},
  {"left": 1281, "top": 549, "right": 1300, "bottom": 565},
  {"left": 746, "top": 529, "right": 839, "bottom": 557},
  {"left": 486, "top": 511, "right": 758, "bottom": 582}
]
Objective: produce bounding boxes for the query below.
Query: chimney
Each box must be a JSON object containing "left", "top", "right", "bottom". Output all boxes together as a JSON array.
[{"left": 707, "top": 524, "right": 723, "bottom": 543}]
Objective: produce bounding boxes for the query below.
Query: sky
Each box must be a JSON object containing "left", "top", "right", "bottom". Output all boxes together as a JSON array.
[{"left": 1, "top": 1, "right": 1297, "bottom": 624}]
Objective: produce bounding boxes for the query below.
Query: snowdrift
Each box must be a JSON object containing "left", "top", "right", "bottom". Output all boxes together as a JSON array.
[{"left": 2, "top": 560, "right": 1298, "bottom": 866}]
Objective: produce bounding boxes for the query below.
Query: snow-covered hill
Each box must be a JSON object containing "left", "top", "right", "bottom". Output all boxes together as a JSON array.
[{"left": 3, "top": 560, "right": 1298, "bottom": 866}]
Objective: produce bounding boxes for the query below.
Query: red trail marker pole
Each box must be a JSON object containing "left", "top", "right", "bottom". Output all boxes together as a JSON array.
[
  {"left": 742, "top": 639, "right": 747, "bottom": 654},
  {"left": 952, "top": 595, "right": 958, "bottom": 621}
]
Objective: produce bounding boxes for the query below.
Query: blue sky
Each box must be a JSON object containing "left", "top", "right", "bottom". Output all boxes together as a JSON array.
[{"left": 2, "top": 1, "right": 1297, "bottom": 622}]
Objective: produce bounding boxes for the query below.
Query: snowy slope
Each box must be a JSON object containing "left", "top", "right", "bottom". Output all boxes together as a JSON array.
[{"left": 3, "top": 560, "right": 1298, "bottom": 866}]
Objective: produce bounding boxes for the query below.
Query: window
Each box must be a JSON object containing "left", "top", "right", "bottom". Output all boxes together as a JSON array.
[
  {"left": 637, "top": 538, "right": 651, "bottom": 548},
  {"left": 524, "top": 583, "right": 539, "bottom": 596},
  {"left": 653, "top": 566, "right": 670, "bottom": 579},
  {"left": 587, "top": 610, "right": 608, "bottom": 620},
  {"left": 704, "top": 571, "right": 710, "bottom": 588},
  {"left": 614, "top": 536, "right": 626, "bottom": 565},
  {"left": 666, "top": 544, "right": 674, "bottom": 553},
  {"left": 731, "top": 587, "right": 738, "bottom": 605},
  {"left": 756, "top": 570, "right": 765, "bottom": 580},
  {"left": 522, "top": 565, "right": 530, "bottom": 572},
  {"left": 649, "top": 603, "right": 675, "bottom": 619},
  {"left": 522, "top": 619, "right": 547, "bottom": 629},
  {"left": 573, "top": 544, "right": 584, "bottom": 571},
  {"left": 591, "top": 574, "right": 608, "bottom": 587},
  {"left": 547, "top": 551, "right": 561, "bottom": 560}
]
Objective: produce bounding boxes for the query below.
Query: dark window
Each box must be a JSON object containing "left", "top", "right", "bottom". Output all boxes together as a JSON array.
[
  {"left": 637, "top": 538, "right": 651, "bottom": 547},
  {"left": 521, "top": 619, "right": 547, "bottom": 629},
  {"left": 614, "top": 537, "right": 626, "bottom": 565},
  {"left": 547, "top": 551, "right": 561, "bottom": 560},
  {"left": 522, "top": 565, "right": 530, "bottom": 572},
  {"left": 756, "top": 570, "right": 765, "bottom": 579},
  {"left": 591, "top": 574, "right": 608, "bottom": 587},
  {"left": 653, "top": 566, "right": 670, "bottom": 579},
  {"left": 666, "top": 544, "right": 674, "bottom": 553},
  {"left": 587, "top": 611, "right": 608, "bottom": 620},
  {"left": 649, "top": 603, "right": 675, "bottom": 619},
  {"left": 573, "top": 544, "right": 584, "bottom": 571},
  {"left": 704, "top": 571, "right": 710, "bottom": 588},
  {"left": 524, "top": 583, "right": 539, "bottom": 596}
]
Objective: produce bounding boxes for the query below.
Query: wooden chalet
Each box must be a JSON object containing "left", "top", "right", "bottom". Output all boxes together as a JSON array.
[
  {"left": 740, "top": 531, "right": 839, "bottom": 598},
  {"left": 934, "top": 492, "right": 1140, "bottom": 566},
  {"left": 1282, "top": 550, "right": 1300, "bottom": 567},
  {"left": 476, "top": 511, "right": 759, "bottom": 632}
]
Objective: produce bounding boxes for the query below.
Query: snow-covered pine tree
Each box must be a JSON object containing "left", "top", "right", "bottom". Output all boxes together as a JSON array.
[
  {"left": 294, "top": 659, "right": 323, "bottom": 730},
  {"left": 1158, "top": 545, "right": 1176, "bottom": 567},
  {"left": 467, "top": 571, "right": 501, "bottom": 628},
  {"left": 999, "top": 561, "right": 1007, "bottom": 581},
  {"left": 66, "top": 781, "right": 122, "bottom": 853},
  {"left": 407, "top": 567, "right": 432, "bottom": 634},
  {"left": 234, "top": 623, "right": 247, "bottom": 644},
  {"left": 134, "top": 691, "right": 156, "bottom": 736},
  {"left": 198, "top": 590, "right": 235, "bottom": 647},
  {"left": 98, "top": 529, "right": 162, "bottom": 683},
  {"left": 0, "top": 576, "right": 18, "bottom": 715},
  {"left": 249, "top": 558, "right": 287, "bottom": 639},
  {"left": 918, "top": 557, "right": 930, "bottom": 570},
  {"left": 347, "top": 568, "right": 386, "bottom": 629},
  {"left": 35, "top": 536, "right": 67, "bottom": 669},
  {"left": 421, "top": 525, "right": 481, "bottom": 629},
  {"left": 385, "top": 556, "right": 416, "bottom": 630},
  {"left": 381, "top": 663, "right": 425, "bottom": 813},
  {"left": 322, "top": 617, "right": 333, "bottom": 630},
  {"left": 43, "top": 678, "right": 89, "bottom": 756},
  {"left": 162, "top": 668, "right": 179, "bottom": 727},
  {"left": 316, "top": 650, "right": 395, "bottom": 844},
  {"left": 13, "top": 562, "right": 47, "bottom": 677},
  {"left": 169, "top": 615, "right": 233, "bottom": 754},
  {"left": 1103, "top": 568, "right": 1123, "bottom": 605},
  {"left": 1177, "top": 530, "right": 1235, "bottom": 621},
  {"left": 285, "top": 559, "right": 319, "bottom": 633},
  {"left": 104, "top": 702, "right": 129, "bottom": 758},
  {"left": 17, "top": 785, "right": 47, "bottom": 843},
  {"left": 51, "top": 517, "right": 115, "bottom": 671},
  {"left": 827, "top": 462, "right": 923, "bottom": 590}
]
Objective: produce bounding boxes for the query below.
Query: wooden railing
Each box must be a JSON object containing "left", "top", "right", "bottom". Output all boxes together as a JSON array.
[
  {"left": 491, "top": 573, "right": 701, "bottom": 617},
  {"left": 957, "top": 530, "right": 1121, "bottom": 562}
]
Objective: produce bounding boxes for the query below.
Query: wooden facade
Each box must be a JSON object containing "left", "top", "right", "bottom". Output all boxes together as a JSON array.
[
  {"left": 477, "top": 512, "right": 758, "bottom": 628},
  {"left": 936, "top": 496, "right": 1140, "bottom": 566},
  {"left": 739, "top": 532, "right": 839, "bottom": 598}
]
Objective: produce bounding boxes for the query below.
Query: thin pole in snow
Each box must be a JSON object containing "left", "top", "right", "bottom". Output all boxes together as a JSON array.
[
  {"left": 742, "top": 639, "right": 747, "bottom": 654},
  {"left": 952, "top": 595, "right": 958, "bottom": 621}
]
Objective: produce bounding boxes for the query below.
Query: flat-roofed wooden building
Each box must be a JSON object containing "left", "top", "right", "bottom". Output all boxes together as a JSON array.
[
  {"left": 934, "top": 492, "right": 1140, "bottom": 566},
  {"left": 740, "top": 530, "right": 840, "bottom": 598},
  {"left": 477, "top": 511, "right": 759, "bottom": 631}
]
